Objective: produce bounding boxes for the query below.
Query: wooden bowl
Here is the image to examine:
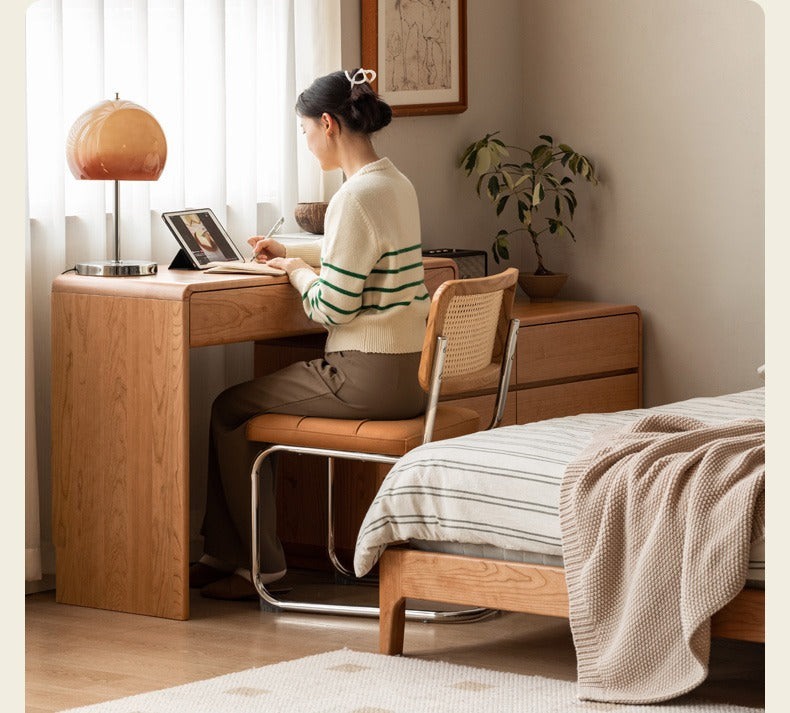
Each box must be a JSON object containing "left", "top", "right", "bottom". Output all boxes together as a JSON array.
[{"left": 294, "top": 202, "right": 328, "bottom": 234}]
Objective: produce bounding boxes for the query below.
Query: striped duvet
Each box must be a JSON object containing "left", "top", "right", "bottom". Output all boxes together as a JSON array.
[{"left": 353, "top": 387, "right": 765, "bottom": 581}]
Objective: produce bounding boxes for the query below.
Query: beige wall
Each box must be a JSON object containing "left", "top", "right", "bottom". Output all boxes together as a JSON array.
[
  {"left": 520, "top": 0, "right": 764, "bottom": 406},
  {"left": 342, "top": 0, "right": 765, "bottom": 407},
  {"left": 341, "top": 0, "right": 528, "bottom": 254}
]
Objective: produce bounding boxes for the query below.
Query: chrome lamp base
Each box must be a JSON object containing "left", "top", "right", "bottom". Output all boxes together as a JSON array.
[{"left": 75, "top": 260, "right": 158, "bottom": 277}]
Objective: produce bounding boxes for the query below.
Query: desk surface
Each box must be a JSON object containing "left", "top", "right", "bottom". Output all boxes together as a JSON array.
[
  {"left": 52, "top": 266, "right": 298, "bottom": 300},
  {"left": 52, "top": 256, "right": 459, "bottom": 301}
]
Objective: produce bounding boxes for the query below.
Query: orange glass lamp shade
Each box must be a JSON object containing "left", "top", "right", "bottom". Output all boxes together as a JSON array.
[
  {"left": 66, "top": 98, "right": 166, "bottom": 181},
  {"left": 66, "top": 97, "right": 167, "bottom": 276}
]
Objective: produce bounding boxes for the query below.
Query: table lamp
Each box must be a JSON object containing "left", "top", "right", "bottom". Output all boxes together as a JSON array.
[{"left": 66, "top": 94, "right": 167, "bottom": 276}]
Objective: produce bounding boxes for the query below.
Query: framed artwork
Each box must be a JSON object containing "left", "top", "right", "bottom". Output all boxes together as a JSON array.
[{"left": 361, "top": 0, "right": 467, "bottom": 117}]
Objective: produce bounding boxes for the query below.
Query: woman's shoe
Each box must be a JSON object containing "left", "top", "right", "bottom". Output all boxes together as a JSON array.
[
  {"left": 200, "top": 568, "right": 287, "bottom": 601},
  {"left": 200, "top": 573, "right": 259, "bottom": 600},
  {"left": 189, "top": 561, "right": 231, "bottom": 589}
]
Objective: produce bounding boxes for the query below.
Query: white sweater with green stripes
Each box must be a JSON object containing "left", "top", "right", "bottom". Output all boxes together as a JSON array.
[{"left": 285, "top": 157, "right": 429, "bottom": 354}]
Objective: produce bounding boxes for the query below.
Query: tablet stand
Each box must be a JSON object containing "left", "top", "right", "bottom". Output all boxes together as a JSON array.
[{"left": 168, "top": 248, "right": 199, "bottom": 270}]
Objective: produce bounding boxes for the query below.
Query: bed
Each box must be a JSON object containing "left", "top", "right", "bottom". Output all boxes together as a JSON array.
[{"left": 354, "top": 387, "right": 765, "bottom": 701}]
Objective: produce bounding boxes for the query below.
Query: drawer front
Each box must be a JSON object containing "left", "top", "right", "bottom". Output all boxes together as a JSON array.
[
  {"left": 517, "top": 314, "right": 639, "bottom": 384},
  {"left": 516, "top": 373, "right": 640, "bottom": 423},
  {"left": 190, "top": 285, "right": 320, "bottom": 347},
  {"left": 442, "top": 392, "right": 517, "bottom": 427}
]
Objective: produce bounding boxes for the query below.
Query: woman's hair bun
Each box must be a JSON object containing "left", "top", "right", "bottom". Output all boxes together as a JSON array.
[
  {"left": 295, "top": 69, "right": 392, "bottom": 135},
  {"left": 346, "top": 83, "right": 392, "bottom": 133}
]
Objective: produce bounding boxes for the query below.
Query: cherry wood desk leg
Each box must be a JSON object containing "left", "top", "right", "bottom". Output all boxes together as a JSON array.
[{"left": 51, "top": 291, "right": 190, "bottom": 620}]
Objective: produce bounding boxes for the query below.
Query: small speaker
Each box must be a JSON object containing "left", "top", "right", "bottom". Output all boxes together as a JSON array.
[{"left": 422, "top": 248, "right": 488, "bottom": 279}]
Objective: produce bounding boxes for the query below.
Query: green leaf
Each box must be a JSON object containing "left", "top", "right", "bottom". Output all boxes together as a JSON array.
[
  {"left": 496, "top": 195, "right": 509, "bottom": 216},
  {"left": 563, "top": 194, "right": 575, "bottom": 217},
  {"left": 539, "top": 134, "right": 554, "bottom": 145},
  {"left": 463, "top": 149, "right": 477, "bottom": 173},
  {"left": 558, "top": 143, "right": 573, "bottom": 153},
  {"left": 490, "top": 141, "right": 509, "bottom": 158},
  {"left": 532, "top": 181, "right": 544, "bottom": 206},
  {"left": 492, "top": 232, "right": 510, "bottom": 263},
  {"left": 501, "top": 170, "right": 514, "bottom": 190},
  {"left": 514, "top": 174, "right": 529, "bottom": 188},
  {"left": 532, "top": 145, "right": 554, "bottom": 167},
  {"left": 554, "top": 195, "right": 561, "bottom": 216},
  {"left": 475, "top": 146, "right": 492, "bottom": 174},
  {"left": 486, "top": 175, "right": 500, "bottom": 200},
  {"left": 560, "top": 176, "right": 573, "bottom": 185},
  {"left": 517, "top": 199, "right": 529, "bottom": 223}
]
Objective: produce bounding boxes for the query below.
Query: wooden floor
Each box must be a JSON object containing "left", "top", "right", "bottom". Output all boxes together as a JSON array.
[{"left": 26, "top": 577, "right": 765, "bottom": 712}]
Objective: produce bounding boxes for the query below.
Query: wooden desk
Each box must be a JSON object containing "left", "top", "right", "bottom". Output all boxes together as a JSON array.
[{"left": 51, "top": 259, "right": 457, "bottom": 620}]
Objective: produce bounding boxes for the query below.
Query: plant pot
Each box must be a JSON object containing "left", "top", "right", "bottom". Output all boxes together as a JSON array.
[{"left": 517, "top": 272, "right": 568, "bottom": 302}]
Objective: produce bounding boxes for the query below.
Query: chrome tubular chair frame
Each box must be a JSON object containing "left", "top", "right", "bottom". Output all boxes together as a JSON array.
[
  {"left": 250, "top": 444, "right": 493, "bottom": 621},
  {"left": 249, "top": 318, "right": 520, "bottom": 621}
]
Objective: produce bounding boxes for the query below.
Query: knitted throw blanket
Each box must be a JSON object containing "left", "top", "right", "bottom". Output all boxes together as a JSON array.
[{"left": 559, "top": 414, "right": 765, "bottom": 703}]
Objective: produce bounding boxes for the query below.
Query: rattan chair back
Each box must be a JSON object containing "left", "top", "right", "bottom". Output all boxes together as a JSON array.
[{"left": 418, "top": 268, "right": 518, "bottom": 397}]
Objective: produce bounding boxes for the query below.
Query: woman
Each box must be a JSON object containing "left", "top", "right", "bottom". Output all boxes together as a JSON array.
[{"left": 191, "top": 68, "right": 430, "bottom": 599}]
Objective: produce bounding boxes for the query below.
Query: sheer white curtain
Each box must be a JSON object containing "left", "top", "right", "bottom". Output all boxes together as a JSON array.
[{"left": 25, "top": 0, "right": 341, "bottom": 583}]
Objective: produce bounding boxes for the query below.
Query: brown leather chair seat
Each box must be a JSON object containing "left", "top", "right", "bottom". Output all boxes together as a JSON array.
[{"left": 246, "top": 406, "right": 480, "bottom": 457}]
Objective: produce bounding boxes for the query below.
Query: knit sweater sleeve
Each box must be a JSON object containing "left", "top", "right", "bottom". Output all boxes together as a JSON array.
[
  {"left": 284, "top": 239, "right": 322, "bottom": 266},
  {"left": 288, "top": 191, "right": 382, "bottom": 326}
]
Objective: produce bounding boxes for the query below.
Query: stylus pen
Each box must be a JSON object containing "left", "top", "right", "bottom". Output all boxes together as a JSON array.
[{"left": 250, "top": 216, "right": 285, "bottom": 261}]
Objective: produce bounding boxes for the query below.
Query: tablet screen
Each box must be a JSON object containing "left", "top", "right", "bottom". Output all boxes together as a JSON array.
[{"left": 162, "top": 208, "right": 244, "bottom": 268}]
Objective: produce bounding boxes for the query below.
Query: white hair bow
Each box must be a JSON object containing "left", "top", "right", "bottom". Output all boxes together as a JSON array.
[{"left": 345, "top": 68, "right": 377, "bottom": 87}]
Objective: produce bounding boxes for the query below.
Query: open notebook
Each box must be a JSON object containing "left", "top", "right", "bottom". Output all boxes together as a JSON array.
[{"left": 203, "top": 260, "right": 286, "bottom": 275}]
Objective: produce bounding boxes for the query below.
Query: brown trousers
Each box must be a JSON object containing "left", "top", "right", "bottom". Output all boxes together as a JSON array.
[{"left": 200, "top": 350, "right": 425, "bottom": 573}]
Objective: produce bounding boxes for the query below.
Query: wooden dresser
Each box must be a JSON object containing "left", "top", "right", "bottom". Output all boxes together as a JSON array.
[
  {"left": 450, "top": 300, "right": 642, "bottom": 426},
  {"left": 258, "top": 298, "right": 642, "bottom": 569}
]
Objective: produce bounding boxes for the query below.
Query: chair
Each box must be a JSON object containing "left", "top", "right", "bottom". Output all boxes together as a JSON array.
[{"left": 246, "top": 267, "right": 520, "bottom": 619}]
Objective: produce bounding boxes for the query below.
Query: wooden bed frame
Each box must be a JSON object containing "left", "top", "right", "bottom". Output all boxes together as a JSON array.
[{"left": 378, "top": 548, "right": 765, "bottom": 654}]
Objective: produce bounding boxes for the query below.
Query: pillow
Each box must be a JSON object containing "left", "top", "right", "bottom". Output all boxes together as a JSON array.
[{"left": 757, "top": 364, "right": 765, "bottom": 380}]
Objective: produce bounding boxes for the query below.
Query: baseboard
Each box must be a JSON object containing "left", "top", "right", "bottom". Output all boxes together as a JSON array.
[{"left": 26, "top": 574, "right": 55, "bottom": 595}]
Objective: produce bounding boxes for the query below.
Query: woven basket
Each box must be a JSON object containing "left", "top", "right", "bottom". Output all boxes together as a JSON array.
[{"left": 294, "top": 202, "right": 328, "bottom": 234}]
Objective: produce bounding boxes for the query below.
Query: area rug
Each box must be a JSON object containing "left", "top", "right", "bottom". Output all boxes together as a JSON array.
[{"left": 59, "top": 648, "right": 761, "bottom": 713}]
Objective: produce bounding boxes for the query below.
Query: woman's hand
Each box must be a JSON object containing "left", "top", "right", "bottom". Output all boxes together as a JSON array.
[
  {"left": 247, "top": 236, "right": 286, "bottom": 262},
  {"left": 267, "top": 256, "right": 311, "bottom": 275}
]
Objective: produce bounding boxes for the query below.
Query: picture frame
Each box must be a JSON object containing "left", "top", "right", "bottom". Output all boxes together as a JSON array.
[{"left": 361, "top": 0, "right": 467, "bottom": 117}]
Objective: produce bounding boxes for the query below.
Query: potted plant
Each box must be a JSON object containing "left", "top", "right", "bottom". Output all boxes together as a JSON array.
[{"left": 459, "top": 132, "right": 598, "bottom": 300}]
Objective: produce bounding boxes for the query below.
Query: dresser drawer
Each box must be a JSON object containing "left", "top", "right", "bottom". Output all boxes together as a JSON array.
[
  {"left": 516, "top": 314, "right": 639, "bottom": 384},
  {"left": 442, "top": 392, "right": 518, "bottom": 428},
  {"left": 190, "top": 285, "right": 319, "bottom": 347},
  {"left": 516, "top": 373, "right": 640, "bottom": 423}
]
